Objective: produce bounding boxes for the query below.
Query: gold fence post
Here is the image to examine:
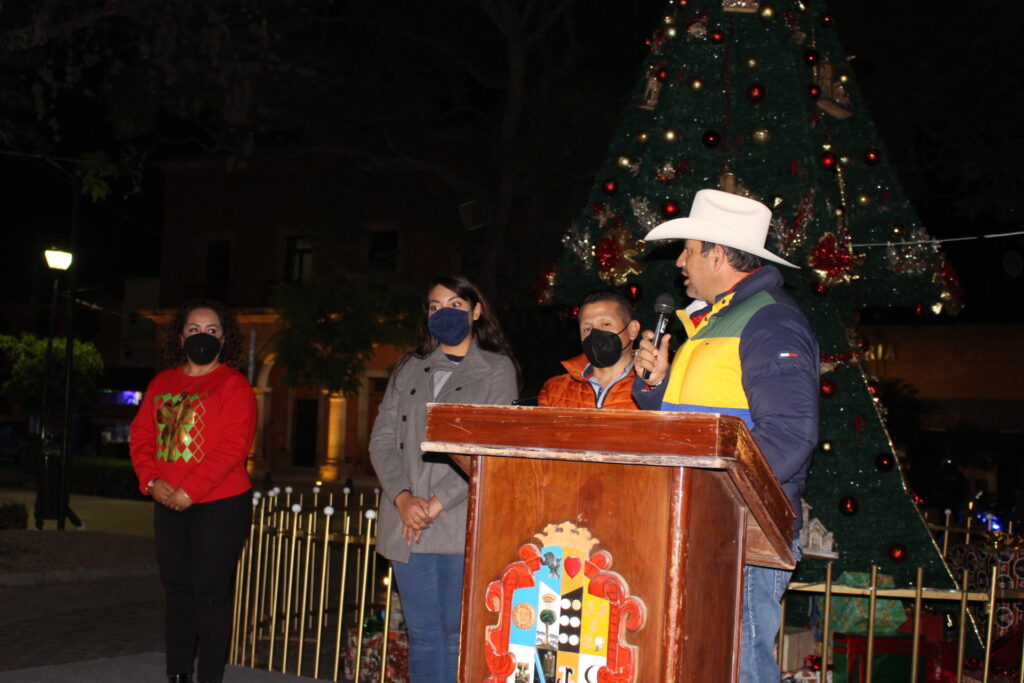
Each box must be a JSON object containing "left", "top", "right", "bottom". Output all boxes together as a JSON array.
[
  {"left": 957, "top": 568, "right": 969, "bottom": 682},
  {"left": 249, "top": 497, "right": 269, "bottom": 666},
  {"left": 281, "top": 503, "right": 301, "bottom": 672},
  {"left": 865, "top": 565, "right": 878, "bottom": 683},
  {"left": 910, "top": 566, "right": 923, "bottom": 683},
  {"left": 983, "top": 564, "right": 998, "bottom": 682},
  {"left": 267, "top": 509, "right": 286, "bottom": 671},
  {"left": 332, "top": 511, "right": 354, "bottom": 682},
  {"left": 380, "top": 565, "right": 394, "bottom": 683},
  {"left": 943, "top": 509, "right": 953, "bottom": 558},
  {"left": 821, "top": 562, "right": 833, "bottom": 683},
  {"left": 313, "top": 501, "right": 335, "bottom": 680},
  {"left": 353, "top": 509, "right": 377, "bottom": 683},
  {"left": 295, "top": 505, "right": 316, "bottom": 677}
]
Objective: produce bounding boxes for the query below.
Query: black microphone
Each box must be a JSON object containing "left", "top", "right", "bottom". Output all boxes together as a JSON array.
[{"left": 642, "top": 292, "right": 675, "bottom": 380}]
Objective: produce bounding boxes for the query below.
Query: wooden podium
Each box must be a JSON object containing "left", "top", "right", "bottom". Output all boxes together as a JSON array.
[{"left": 422, "top": 403, "right": 796, "bottom": 683}]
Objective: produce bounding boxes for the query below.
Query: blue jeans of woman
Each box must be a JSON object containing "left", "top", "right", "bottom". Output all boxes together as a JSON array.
[
  {"left": 739, "top": 541, "right": 801, "bottom": 683},
  {"left": 391, "top": 553, "right": 464, "bottom": 682},
  {"left": 154, "top": 491, "right": 251, "bottom": 683}
]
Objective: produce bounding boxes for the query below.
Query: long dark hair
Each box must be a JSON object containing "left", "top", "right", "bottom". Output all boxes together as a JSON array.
[
  {"left": 163, "top": 299, "right": 244, "bottom": 370},
  {"left": 407, "top": 274, "right": 519, "bottom": 374}
]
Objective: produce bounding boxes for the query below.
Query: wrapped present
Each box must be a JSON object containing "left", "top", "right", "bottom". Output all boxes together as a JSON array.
[
  {"left": 833, "top": 633, "right": 924, "bottom": 683},
  {"left": 344, "top": 629, "right": 409, "bottom": 682},
  {"left": 779, "top": 626, "right": 818, "bottom": 672},
  {"left": 830, "top": 571, "right": 907, "bottom": 635}
]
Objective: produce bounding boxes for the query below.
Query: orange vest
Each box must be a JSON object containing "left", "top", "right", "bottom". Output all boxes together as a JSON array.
[{"left": 537, "top": 354, "right": 639, "bottom": 410}]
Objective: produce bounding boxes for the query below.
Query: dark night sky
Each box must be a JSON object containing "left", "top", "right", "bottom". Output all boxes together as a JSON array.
[{"left": 2, "top": 1, "right": 1021, "bottom": 329}]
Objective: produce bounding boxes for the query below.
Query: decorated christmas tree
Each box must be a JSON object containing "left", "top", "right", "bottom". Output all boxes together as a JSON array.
[{"left": 540, "top": 0, "right": 963, "bottom": 589}]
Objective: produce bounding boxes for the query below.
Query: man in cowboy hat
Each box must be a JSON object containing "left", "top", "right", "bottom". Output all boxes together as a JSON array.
[{"left": 633, "top": 188, "right": 819, "bottom": 682}]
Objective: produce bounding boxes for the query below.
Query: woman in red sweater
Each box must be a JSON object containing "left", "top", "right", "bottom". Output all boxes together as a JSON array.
[{"left": 130, "top": 300, "right": 256, "bottom": 683}]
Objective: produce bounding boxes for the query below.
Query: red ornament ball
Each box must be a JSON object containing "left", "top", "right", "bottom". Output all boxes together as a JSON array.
[
  {"left": 876, "top": 453, "right": 896, "bottom": 472},
  {"left": 710, "top": 29, "right": 725, "bottom": 44},
  {"left": 624, "top": 283, "right": 644, "bottom": 302},
  {"left": 888, "top": 543, "right": 908, "bottom": 563},
  {"left": 820, "top": 378, "right": 837, "bottom": 398},
  {"left": 867, "top": 379, "right": 881, "bottom": 397},
  {"left": 602, "top": 179, "right": 618, "bottom": 195},
  {"left": 812, "top": 282, "right": 828, "bottom": 296},
  {"left": 819, "top": 14, "right": 835, "bottom": 28},
  {"left": 656, "top": 67, "right": 669, "bottom": 82},
  {"left": 821, "top": 151, "right": 838, "bottom": 169},
  {"left": 661, "top": 199, "right": 680, "bottom": 218},
  {"left": 594, "top": 237, "right": 622, "bottom": 272},
  {"left": 864, "top": 148, "right": 882, "bottom": 165},
  {"left": 803, "top": 49, "right": 821, "bottom": 67},
  {"left": 568, "top": 306, "right": 580, "bottom": 320},
  {"left": 702, "top": 130, "right": 722, "bottom": 148},
  {"left": 747, "top": 83, "right": 765, "bottom": 102},
  {"left": 839, "top": 496, "right": 859, "bottom": 516},
  {"left": 808, "top": 84, "right": 821, "bottom": 99}
]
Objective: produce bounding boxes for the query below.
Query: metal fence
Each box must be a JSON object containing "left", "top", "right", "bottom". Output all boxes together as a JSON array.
[
  {"left": 230, "top": 494, "right": 1024, "bottom": 682},
  {"left": 229, "top": 487, "right": 398, "bottom": 682}
]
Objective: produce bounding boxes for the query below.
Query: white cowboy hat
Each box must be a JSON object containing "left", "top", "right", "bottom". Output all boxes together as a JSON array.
[{"left": 643, "top": 189, "right": 798, "bottom": 268}]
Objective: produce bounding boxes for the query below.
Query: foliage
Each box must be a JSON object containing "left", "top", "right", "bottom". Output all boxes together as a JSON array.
[
  {"left": 69, "top": 457, "right": 145, "bottom": 500},
  {"left": 272, "top": 277, "right": 419, "bottom": 397},
  {"left": 0, "top": 334, "right": 104, "bottom": 419},
  {"left": 0, "top": 500, "right": 28, "bottom": 530}
]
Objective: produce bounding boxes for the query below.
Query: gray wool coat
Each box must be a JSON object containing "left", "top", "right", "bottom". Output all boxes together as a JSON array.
[{"left": 369, "top": 340, "right": 518, "bottom": 563}]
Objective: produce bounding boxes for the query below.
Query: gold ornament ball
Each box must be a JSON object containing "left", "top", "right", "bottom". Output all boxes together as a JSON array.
[
  {"left": 746, "top": 57, "right": 759, "bottom": 69},
  {"left": 690, "top": 77, "right": 704, "bottom": 91},
  {"left": 666, "top": 26, "right": 678, "bottom": 38},
  {"left": 636, "top": 131, "right": 650, "bottom": 144},
  {"left": 663, "top": 128, "right": 678, "bottom": 143},
  {"left": 751, "top": 127, "right": 772, "bottom": 145},
  {"left": 617, "top": 156, "right": 632, "bottom": 169},
  {"left": 839, "top": 73, "right": 851, "bottom": 84},
  {"left": 663, "top": 14, "right": 675, "bottom": 25},
  {"left": 835, "top": 206, "right": 846, "bottom": 218},
  {"left": 856, "top": 194, "right": 871, "bottom": 207},
  {"left": 759, "top": 5, "right": 775, "bottom": 19}
]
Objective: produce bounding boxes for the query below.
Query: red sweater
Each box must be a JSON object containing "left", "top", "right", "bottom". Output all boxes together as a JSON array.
[{"left": 130, "top": 365, "right": 256, "bottom": 503}]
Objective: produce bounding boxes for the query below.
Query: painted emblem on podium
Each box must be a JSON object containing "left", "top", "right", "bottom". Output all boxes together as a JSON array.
[{"left": 484, "top": 522, "right": 646, "bottom": 683}]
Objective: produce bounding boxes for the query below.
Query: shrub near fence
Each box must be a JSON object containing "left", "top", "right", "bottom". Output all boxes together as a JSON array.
[{"left": 0, "top": 500, "right": 28, "bottom": 529}]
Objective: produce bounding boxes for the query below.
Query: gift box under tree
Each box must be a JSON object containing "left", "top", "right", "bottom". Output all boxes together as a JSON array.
[{"left": 833, "top": 632, "right": 925, "bottom": 683}]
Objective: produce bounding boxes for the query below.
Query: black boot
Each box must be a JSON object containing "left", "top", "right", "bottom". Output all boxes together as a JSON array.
[{"left": 167, "top": 675, "right": 192, "bottom": 683}]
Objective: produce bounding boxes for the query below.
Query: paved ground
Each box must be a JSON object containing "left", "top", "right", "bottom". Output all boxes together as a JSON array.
[{"left": 0, "top": 483, "right": 361, "bottom": 682}]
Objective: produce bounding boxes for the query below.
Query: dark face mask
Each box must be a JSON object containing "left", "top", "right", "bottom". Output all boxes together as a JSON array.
[
  {"left": 428, "top": 307, "right": 471, "bottom": 347},
  {"left": 582, "top": 325, "right": 629, "bottom": 369},
  {"left": 183, "top": 332, "right": 222, "bottom": 366}
]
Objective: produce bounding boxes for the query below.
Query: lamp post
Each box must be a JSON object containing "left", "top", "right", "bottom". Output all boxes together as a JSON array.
[{"left": 37, "top": 248, "right": 72, "bottom": 530}]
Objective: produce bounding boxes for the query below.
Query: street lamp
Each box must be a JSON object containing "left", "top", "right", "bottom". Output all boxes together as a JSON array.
[{"left": 37, "top": 248, "right": 72, "bottom": 530}]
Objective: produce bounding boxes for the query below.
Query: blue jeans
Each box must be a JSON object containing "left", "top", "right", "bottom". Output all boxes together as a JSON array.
[
  {"left": 739, "top": 542, "right": 801, "bottom": 683},
  {"left": 391, "top": 553, "right": 464, "bottom": 683}
]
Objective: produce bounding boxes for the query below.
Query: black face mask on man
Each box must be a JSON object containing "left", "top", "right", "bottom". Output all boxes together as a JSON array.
[
  {"left": 581, "top": 325, "right": 630, "bottom": 369},
  {"left": 183, "top": 332, "right": 222, "bottom": 366}
]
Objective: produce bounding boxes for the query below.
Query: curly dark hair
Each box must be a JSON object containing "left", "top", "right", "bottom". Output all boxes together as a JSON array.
[{"left": 163, "top": 299, "right": 245, "bottom": 370}]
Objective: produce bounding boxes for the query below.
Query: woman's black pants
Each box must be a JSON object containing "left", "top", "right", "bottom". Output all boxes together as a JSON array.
[{"left": 154, "top": 490, "right": 250, "bottom": 682}]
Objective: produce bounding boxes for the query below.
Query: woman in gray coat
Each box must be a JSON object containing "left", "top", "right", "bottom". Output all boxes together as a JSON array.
[{"left": 369, "top": 274, "right": 519, "bottom": 682}]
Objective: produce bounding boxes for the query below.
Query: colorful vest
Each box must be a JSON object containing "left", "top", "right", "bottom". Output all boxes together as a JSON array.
[{"left": 660, "top": 289, "right": 778, "bottom": 428}]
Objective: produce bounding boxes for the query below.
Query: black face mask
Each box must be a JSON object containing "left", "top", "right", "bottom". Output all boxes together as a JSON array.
[
  {"left": 582, "top": 325, "right": 629, "bottom": 369},
  {"left": 183, "top": 332, "right": 222, "bottom": 366}
]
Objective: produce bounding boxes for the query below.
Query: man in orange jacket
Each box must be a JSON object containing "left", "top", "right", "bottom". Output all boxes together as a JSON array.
[{"left": 537, "top": 290, "right": 641, "bottom": 409}]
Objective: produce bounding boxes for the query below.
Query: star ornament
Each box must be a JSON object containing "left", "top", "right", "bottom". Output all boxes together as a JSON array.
[{"left": 808, "top": 232, "right": 864, "bottom": 286}]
